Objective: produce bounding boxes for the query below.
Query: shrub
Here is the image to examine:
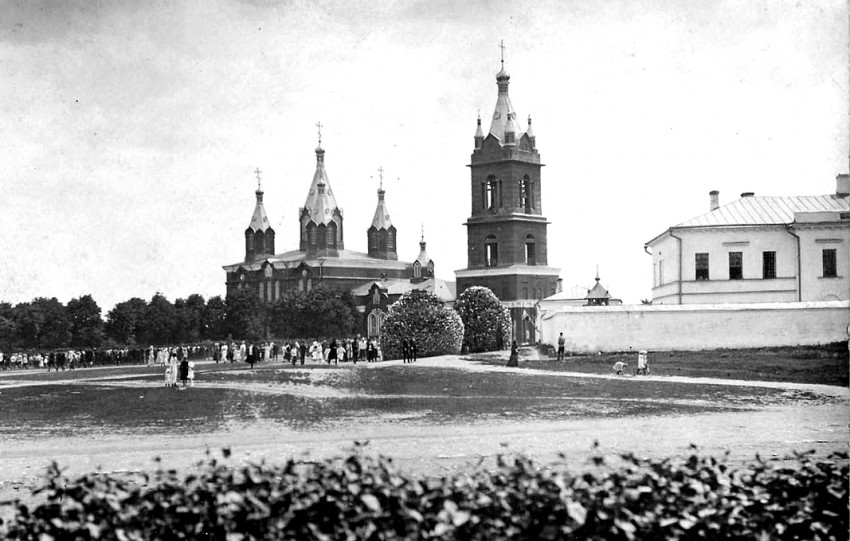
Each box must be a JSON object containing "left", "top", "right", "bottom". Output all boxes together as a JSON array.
[
  {"left": 454, "top": 286, "right": 511, "bottom": 353},
  {"left": 2, "top": 447, "right": 846, "bottom": 540},
  {"left": 380, "top": 290, "right": 464, "bottom": 359}
]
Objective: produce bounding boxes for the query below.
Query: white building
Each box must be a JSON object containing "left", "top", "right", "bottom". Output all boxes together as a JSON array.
[{"left": 645, "top": 176, "right": 850, "bottom": 304}]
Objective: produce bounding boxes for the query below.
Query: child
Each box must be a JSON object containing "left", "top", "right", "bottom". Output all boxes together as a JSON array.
[
  {"left": 612, "top": 361, "right": 628, "bottom": 375},
  {"left": 187, "top": 361, "right": 195, "bottom": 387},
  {"left": 164, "top": 366, "right": 172, "bottom": 387}
]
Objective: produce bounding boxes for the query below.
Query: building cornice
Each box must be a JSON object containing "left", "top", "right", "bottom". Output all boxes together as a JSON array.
[{"left": 455, "top": 265, "right": 561, "bottom": 278}]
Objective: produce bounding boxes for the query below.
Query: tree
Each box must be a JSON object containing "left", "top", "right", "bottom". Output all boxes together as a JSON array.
[
  {"left": 203, "top": 295, "right": 227, "bottom": 340},
  {"left": 105, "top": 297, "right": 147, "bottom": 345},
  {"left": 269, "top": 287, "right": 359, "bottom": 339},
  {"left": 380, "top": 290, "right": 464, "bottom": 360},
  {"left": 225, "top": 288, "right": 266, "bottom": 341},
  {"left": 174, "top": 294, "right": 205, "bottom": 343},
  {"left": 143, "top": 293, "right": 177, "bottom": 345},
  {"left": 0, "top": 302, "right": 17, "bottom": 351},
  {"left": 66, "top": 295, "right": 104, "bottom": 348},
  {"left": 13, "top": 298, "right": 71, "bottom": 349},
  {"left": 454, "top": 286, "right": 511, "bottom": 353}
]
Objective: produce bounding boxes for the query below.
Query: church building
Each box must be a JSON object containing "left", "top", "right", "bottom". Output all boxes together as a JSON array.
[
  {"left": 223, "top": 134, "right": 454, "bottom": 337},
  {"left": 455, "top": 49, "right": 561, "bottom": 343}
]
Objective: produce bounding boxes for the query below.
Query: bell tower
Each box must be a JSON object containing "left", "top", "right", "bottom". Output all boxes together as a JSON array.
[
  {"left": 455, "top": 43, "right": 561, "bottom": 343},
  {"left": 299, "top": 122, "right": 344, "bottom": 258}
]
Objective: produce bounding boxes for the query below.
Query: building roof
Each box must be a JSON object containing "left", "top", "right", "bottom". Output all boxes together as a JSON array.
[
  {"left": 350, "top": 277, "right": 456, "bottom": 302},
  {"left": 301, "top": 145, "right": 340, "bottom": 226},
  {"left": 487, "top": 66, "right": 524, "bottom": 142},
  {"left": 586, "top": 278, "right": 610, "bottom": 299},
  {"left": 247, "top": 190, "right": 271, "bottom": 232},
  {"left": 370, "top": 188, "right": 393, "bottom": 230},
  {"left": 415, "top": 237, "right": 432, "bottom": 267},
  {"left": 223, "top": 249, "right": 411, "bottom": 272},
  {"left": 677, "top": 194, "right": 849, "bottom": 228}
]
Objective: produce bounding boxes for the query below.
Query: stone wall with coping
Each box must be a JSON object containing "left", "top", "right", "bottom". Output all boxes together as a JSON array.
[{"left": 539, "top": 301, "right": 850, "bottom": 352}]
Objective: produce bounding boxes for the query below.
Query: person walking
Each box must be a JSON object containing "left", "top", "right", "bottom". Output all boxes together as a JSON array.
[
  {"left": 507, "top": 340, "right": 519, "bottom": 367},
  {"left": 401, "top": 339, "right": 409, "bottom": 363},
  {"left": 410, "top": 338, "right": 418, "bottom": 363},
  {"left": 557, "top": 332, "right": 566, "bottom": 361}
]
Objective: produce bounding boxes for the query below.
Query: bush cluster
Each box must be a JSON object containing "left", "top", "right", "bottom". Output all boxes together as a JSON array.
[
  {"left": 454, "top": 286, "right": 511, "bottom": 353},
  {"left": 381, "top": 290, "right": 464, "bottom": 359},
  {"left": 3, "top": 447, "right": 846, "bottom": 540}
]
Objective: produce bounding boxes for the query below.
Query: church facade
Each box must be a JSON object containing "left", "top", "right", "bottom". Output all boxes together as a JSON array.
[
  {"left": 455, "top": 55, "right": 561, "bottom": 344},
  {"left": 223, "top": 140, "right": 452, "bottom": 337}
]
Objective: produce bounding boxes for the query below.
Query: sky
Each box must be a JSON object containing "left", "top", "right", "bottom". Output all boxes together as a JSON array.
[{"left": 1, "top": 0, "right": 848, "bottom": 310}]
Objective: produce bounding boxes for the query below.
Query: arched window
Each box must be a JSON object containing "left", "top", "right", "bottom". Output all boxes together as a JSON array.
[
  {"left": 427, "top": 261, "right": 434, "bottom": 276},
  {"left": 257, "top": 231, "right": 266, "bottom": 253},
  {"left": 484, "top": 176, "right": 499, "bottom": 210},
  {"left": 525, "top": 234, "right": 536, "bottom": 265},
  {"left": 372, "top": 288, "right": 380, "bottom": 305},
  {"left": 317, "top": 224, "right": 327, "bottom": 249},
  {"left": 485, "top": 235, "right": 499, "bottom": 267},
  {"left": 327, "top": 223, "right": 336, "bottom": 247},
  {"left": 379, "top": 232, "right": 387, "bottom": 251},
  {"left": 520, "top": 176, "right": 533, "bottom": 212},
  {"left": 308, "top": 224, "right": 317, "bottom": 247},
  {"left": 387, "top": 229, "right": 395, "bottom": 250},
  {"left": 246, "top": 233, "right": 255, "bottom": 252},
  {"left": 368, "top": 309, "right": 386, "bottom": 337},
  {"left": 413, "top": 261, "right": 422, "bottom": 278},
  {"left": 368, "top": 229, "right": 378, "bottom": 251}
]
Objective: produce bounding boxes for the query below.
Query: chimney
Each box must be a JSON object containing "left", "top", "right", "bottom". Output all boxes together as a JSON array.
[
  {"left": 837, "top": 174, "right": 850, "bottom": 197},
  {"left": 709, "top": 190, "right": 719, "bottom": 211},
  {"left": 740, "top": 192, "right": 754, "bottom": 198}
]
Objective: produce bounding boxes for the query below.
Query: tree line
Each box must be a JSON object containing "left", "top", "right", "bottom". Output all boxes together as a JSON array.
[{"left": 0, "top": 287, "right": 360, "bottom": 351}]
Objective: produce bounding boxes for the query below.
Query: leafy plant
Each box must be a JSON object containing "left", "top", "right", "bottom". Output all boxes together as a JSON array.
[
  {"left": 454, "top": 286, "right": 511, "bottom": 353},
  {"left": 380, "top": 290, "right": 464, "bottom": 359},
  {"left": 3, "top": 447, "right": 846, "bottom": 540}
]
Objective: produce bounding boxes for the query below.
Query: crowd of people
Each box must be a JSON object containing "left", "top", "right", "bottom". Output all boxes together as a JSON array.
[
  {"left": 0, "top": 336, "right": 419, "bottom": 376},
  {"left": 0, "top": 345, "right": 212, "bottom": 371},
  {"left": 210, "top": 336, "right": 388, "bottom": 367}
]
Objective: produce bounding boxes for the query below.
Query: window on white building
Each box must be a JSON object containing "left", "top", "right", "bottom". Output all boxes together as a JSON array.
[
  {"left": 762, "top": 251, "right": 776, "bottom": 279},
  {"left": 695, "top": 253, "right": 709, "bottom": 280},
  {"left": 729, "top": 252, "right": 743, "bottom": 280},
  {"left": 823, "top": 249, "right": 837, "bottom": 278}
]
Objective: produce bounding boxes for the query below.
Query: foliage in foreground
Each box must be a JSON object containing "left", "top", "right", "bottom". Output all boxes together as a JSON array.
[
  {"left": 454, "top": 286, "right": 512, "bottom": 353},
  {"left": 2, "top": 446, "right": 847, "bottom": 540},
  {"left": 381, "top": 290, "right": 464, "bottom": 359}
]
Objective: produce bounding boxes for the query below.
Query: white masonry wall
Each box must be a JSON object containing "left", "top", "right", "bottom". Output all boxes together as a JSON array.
[{"left": 539, "top": 301, "right": 850, "bottom": 352}]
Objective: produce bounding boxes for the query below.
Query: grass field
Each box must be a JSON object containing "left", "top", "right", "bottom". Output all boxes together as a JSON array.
[
  {"left": 0, "top": 354, "right": 839, "bottom": 441},
  {"left": 476, "top": 343, "right": 850, "bottom": 386}
]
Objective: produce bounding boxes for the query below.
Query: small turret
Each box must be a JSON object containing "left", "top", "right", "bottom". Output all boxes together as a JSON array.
[
  {"left": 474, "top": 114, "right": 484, "bottom": 149},
  {"left": 245, "top": 168, "right": 275, "bottom": 262},
  {"left": 411, "top": 227, "right": 434, "bottom": 283},
  {"left": 367, "top": 168, "right": 397, "bottom": 260},
  {"left": 526, "top": 115, "right": 535, "bottom": 148}
]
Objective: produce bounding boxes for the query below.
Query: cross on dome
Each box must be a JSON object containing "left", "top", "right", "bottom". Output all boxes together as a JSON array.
[
  {"left": 254, "top": 167, "right": 262, "bottom": 191},
  {"left": 315, "top": 121, "right": 323, "bottom": 146},
  {"left": 499, "top": 39, "right": 505, "bottom": 68}
]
